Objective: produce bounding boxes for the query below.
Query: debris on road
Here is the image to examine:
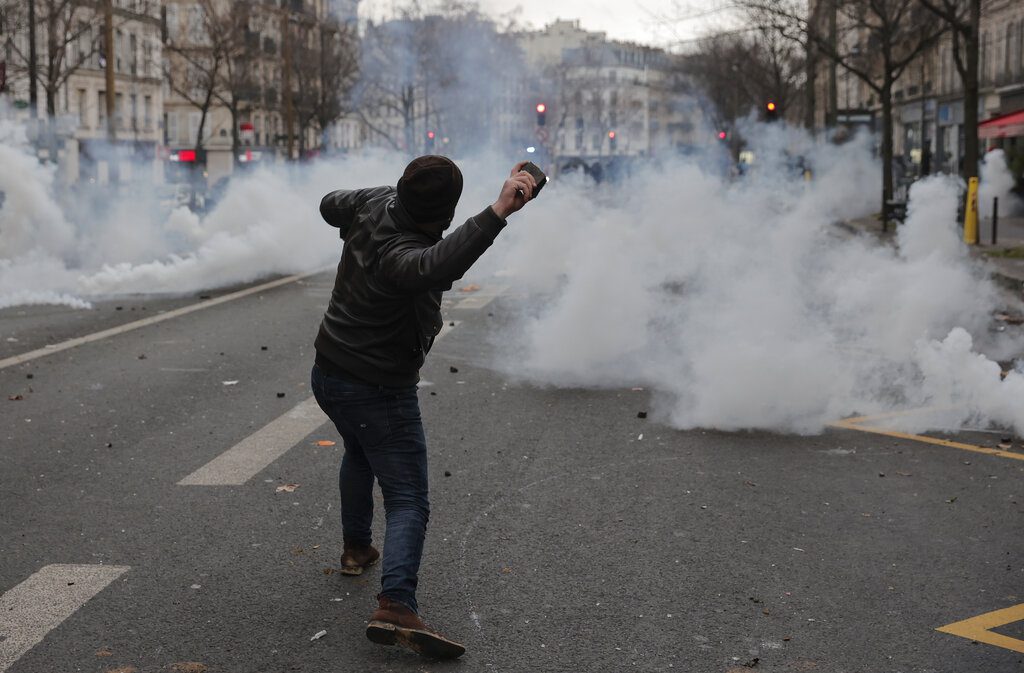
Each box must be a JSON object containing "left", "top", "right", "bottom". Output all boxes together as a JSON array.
[
  {"left": 222, "top": 380, "right": 239, "bottom": 386},
  {"left": 316, "top": 440, "right": 336, "bottom": 447},
  {"left": 276, "top": 484, "right": 300, "bottom": 493},
  {"left": 8, "top": 394, "right": 23, "bottom": 401},
  {"left": 460, "top": 284, "right": 481, "bottom": 292},
  {"left": 276, "top": 392, "right": 286, "bottom": 398},
  {"left": 311, "top": 629, "right": 327, "bottom": 641},
  {"left": 631, "top": 387, "right": 644, "bottom": 391},
  {"left": 26, "top": 373, "right": 33, "bottom": 379},
  {"left": 637, "top": 411, "right": 647, "bottom": 419},
  {"left": 995, "top": 312, "right": 1024, "bottom": 325},
  {"left": 137, "top": 354, "right": 147, "bottom": 360},
  {"left": 95, "top": 647, "right": 113, "bottom": 657},
  {"left": 638, "top": 433, "right": 644, "bottom": 440},
  {"left": 444, "top": 471, "right": 452, "bottom": 477},
  {"left": 261, "top": 346, "right": 268, "bottom": 351},
  {"left": 170, "top": 663, "right": 208, "bottom": 673},
  {"left": 449, "top": 366, "right": 459, "bottom": 373}
]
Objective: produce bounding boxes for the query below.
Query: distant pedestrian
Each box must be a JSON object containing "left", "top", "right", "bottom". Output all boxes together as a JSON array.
[{"left": 311, "top": 156, "right": 538, "bottom": 659}]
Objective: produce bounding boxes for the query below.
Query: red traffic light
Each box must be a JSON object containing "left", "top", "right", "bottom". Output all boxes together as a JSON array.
[
  {"left": 766, "top": 101, "right": 777, "bottom": 112},
  {"left": 718, "top": 131, "right": 727, "bottom": 140},
  {"left": 536, "top": 103, "right": 546, "bottom": 113},
  {"left": 427, "top": 131, "right": 435, "bottom": 139},
  {"left": 608, "top": 131, "right": 616, "bottom": 139},
  {"left": 177, "top": 149, "right": 196, "bottom": 162}
]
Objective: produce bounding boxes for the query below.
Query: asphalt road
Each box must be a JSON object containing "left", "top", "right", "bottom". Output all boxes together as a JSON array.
[{"left": 1, "top": 272, "right": 1022, "bottom": 673}]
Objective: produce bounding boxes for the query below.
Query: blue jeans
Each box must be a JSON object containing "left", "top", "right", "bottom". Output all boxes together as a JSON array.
[{"left": 310, "top": 364, "right": 429, "bottom": 613}]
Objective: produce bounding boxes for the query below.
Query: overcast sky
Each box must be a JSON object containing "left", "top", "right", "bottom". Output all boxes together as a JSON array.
[{"left": 358, "top": 0, "right": 738, "bottom": 49}]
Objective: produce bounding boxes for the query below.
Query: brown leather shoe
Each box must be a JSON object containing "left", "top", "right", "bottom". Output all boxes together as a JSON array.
[
  {"left": 365, "top": 596, "right": 466, "bottom": 659},
  {"left": 339, "top": 544, "right": 379, "bottom": 576}
]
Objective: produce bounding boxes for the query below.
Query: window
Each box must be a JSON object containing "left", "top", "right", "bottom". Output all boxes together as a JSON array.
[
  {"left": 78, "top": 89, "right": 88, "bottom": 128},
  {"left": 143, "top": 39, "right": 152, "bottom": 77},
  {"left": 130, "top": 94, "right": 137, "bottom": 130},
  {"left": 116, "top": 30, "right": 123, "bottom": 72},
  {"left": 116, "top": 93, "right": 124, "bottom": 129},
  {"left": 166, "top": 4, "right": 178, "bottom": 41},
  {"left": 130, "top": 33, "right": 137, "bottom": 75},
  {"left": 98, "top": 91, "right": 106, "bottom": 128},
  {"left": 144, "top": 95, "right": 152, "bottom": 129},
  {"left": 166, "top": 111, "right": 177, "bottom": 144}
]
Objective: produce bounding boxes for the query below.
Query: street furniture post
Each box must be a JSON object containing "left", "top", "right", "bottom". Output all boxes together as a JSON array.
[
  {"left": 992, "top": 197, "right": 999, "bottom": 246},
  {"left": 963, "top": 177, "right": 979, "bottom": 245}
]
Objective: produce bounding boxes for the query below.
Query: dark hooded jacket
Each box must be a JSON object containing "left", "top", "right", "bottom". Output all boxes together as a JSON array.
[{"left": 314, "top": 186, "right": 506, "bottom": 386}]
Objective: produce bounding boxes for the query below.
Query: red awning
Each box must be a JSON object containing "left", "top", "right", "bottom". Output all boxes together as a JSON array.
[{"left": 979, "top": 109, "right": 1024, "bottom": 139}]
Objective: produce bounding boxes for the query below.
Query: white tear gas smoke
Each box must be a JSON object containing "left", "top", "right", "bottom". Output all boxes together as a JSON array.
[
  {"left": 2, "top": 117, "right": 1022, "bottom": 436},
  {"left": 979, "top": 149, "right": 1024, "bottom": 218},
  {"left": 476, "top": 125, "right": 1024, "bottom": 435},
  {"left": 0, "top": 124, "right": 398, "bottom": 307}
]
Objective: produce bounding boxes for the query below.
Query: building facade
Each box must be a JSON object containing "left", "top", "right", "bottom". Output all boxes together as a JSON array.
[
  {"left": 817, "top": 0, "right": 1024, "bottom": 176},
  {"left": 1, "top": 0, "right": 165, "bottom": 183},
  {"left": 515, "top": 20, "right": 698, "bottom": 172}
]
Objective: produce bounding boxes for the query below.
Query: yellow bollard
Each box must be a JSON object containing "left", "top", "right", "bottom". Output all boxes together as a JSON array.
[{"left": 963, "top": 176, "right": 979, "bottom": 245}]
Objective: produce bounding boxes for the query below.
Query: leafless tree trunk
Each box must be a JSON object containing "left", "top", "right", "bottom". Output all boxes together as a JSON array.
[
  {"left": 742, "top": 0, "right": 946, "bottom": 225},
  {"left": 918, "top": 0, "right": 981, "bottom": 181}
]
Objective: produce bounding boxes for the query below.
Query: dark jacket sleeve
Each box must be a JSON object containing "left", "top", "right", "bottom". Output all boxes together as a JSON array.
[
  {"left": 376, "top": 206, "right": 507, "bottom": 293},
  {"left": 320, "top": 186, "right": 391, "bottom": 240}
]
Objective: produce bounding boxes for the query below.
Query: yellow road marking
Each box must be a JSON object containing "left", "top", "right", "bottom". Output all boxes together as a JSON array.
[
  {"left": 828, "top": 413, "right": 1024, "bottom": 462},
  {"left": 937, "top": 604, "right": 1024, "bottom": 653}
]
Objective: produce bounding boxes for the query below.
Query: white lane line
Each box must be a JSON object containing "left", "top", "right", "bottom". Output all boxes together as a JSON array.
[
  {"left": 178, "top": 396, "right": 326, "bottom": 486},
  {"left": 179, "top": 319, "right": 463, "bottom": 487},
  {"left": 0, "top": 272, "right": 321, "bottom": 372},
  {"left": 454, "top": 285, "right": 508, "bottom": 310},
  {"left": 0, "top": 564, "right": 129, "bottom": 672}
]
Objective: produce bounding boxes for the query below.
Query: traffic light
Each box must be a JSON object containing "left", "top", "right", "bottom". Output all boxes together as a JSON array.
[
  {"left": 426, "top": 130, "right": 435, "bottom": 150},
  {"left": 765, "top": 101, "right": 778, "bottom": 122},
  {"left": 536, "top": 103, "right": 546, "bottom": 127},
  {"left": 608, "top": 130, "right": 617, "bottom": 152},
  {"left": 718, "top": 130, "right": 727, "bottom": 141}
]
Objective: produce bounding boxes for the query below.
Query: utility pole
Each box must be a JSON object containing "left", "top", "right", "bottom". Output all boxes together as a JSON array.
[
  {"left": 281, "top": 6, "right": 295, "bottom": 160},
  {"left": 27, "top": 0, "right": 38, "bottom": 119},
  {"left": 920, "top": 57, "right": 930, "bottom": 175},
  {"left": 827, "top": 0, "right": 838, "bottom": 127},
  {"left": 104, "top": 0, "right": 116, "bottom": 143}
]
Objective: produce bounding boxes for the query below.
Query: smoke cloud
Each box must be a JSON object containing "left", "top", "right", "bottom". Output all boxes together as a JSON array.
[
  {"left": 1, "top": 116, "right": 1021, "bottom": 437},
  {"left": 478, "top": 126, "right": 1023, "bottom": 435}
]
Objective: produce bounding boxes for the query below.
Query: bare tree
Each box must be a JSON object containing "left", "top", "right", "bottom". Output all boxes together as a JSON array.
[
  {"left": 743, "top": 0, "right": 946, "bottom": 222},
  {"left": 916, "top": 0, "right": 980, "bottom": 182},
  {"left": 289, "top": 15, "right": 358, "bottom": 155},
  {"left": 352, "top": 0, "right": 514, "bottom": 155},
  {"left": 163, "top": 0, "right": 226, "bottom": 153},
  {"left": 209, "top": 2, "right": 256, "bottom": 166},
  {"left": 682, "top": 27, "right": 804, "bottom": 133},
  {"left": 2, "top": 0, "right": 105, "bottom": 117}
]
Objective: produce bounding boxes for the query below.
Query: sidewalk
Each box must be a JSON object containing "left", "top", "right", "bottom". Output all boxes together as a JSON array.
[{"left": 839, "top": 213, "right": 1024, "bottom": 293}]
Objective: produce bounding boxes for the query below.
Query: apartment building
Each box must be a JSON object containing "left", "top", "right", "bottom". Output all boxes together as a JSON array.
[
  {"left": 1, "top": 0, "right": 165, "bottom": 183},
  {"left": 515, "top": 19, "right": 697, "bottom": 170},
  {"left": 818, "top": 0, "right": 1024, "bottom": 174}
]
